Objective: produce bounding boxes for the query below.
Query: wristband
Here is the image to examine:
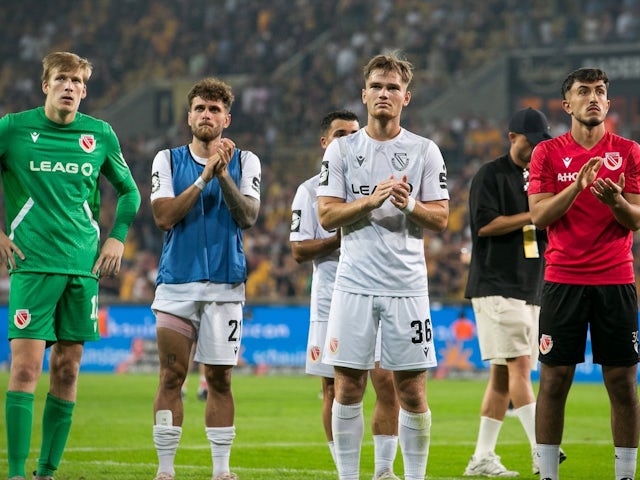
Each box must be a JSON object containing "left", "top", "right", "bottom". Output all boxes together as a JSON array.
[
  {"left": 194, "top": 176, "right": 207, "bottom": 191},
  {"left": 402, "top": 196, "right": 416, "bottom": 215}
]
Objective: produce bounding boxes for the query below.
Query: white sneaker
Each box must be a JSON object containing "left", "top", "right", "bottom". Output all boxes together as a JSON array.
[
  {"left": 532, "top": 447, "right": 567, "bottom": 475},
  {"left": 464, "top": 453, "right": 519, "bottom": 477},
  {"left": 154, "top": 473, "right": 175, "bottom": 480},
  {"left": 372, "top": 470, "right": 400, "bottom": 480},
  {"left": 212, "top": 473, "right": 238, "bottom": 480}
]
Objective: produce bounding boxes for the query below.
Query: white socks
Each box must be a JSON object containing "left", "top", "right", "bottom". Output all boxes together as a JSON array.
[
  {"left": 332, "top": 400, "right": 364, "bottom": 480},
  {"left": 206, "top": 426, "right": 236, "bottom": 477},
  {"left": 153, "top": 425, "right": 182, "bottom": 476},
  {"left": 537, "top": 444, "right": 560, "bottom": 479},
  {"left": 373, "top": 434, "right": 398, "bottom": 476},
  {"left": 514, "top": 402, "right": 537, "bottom": 450},
  {"left": 615, "top": 446, "right": 637, "bottom": 479},
  {"left": 473, "top": 416, "right": 502, "bottom": 457},
  {"left": 399, "top": 408, "right": 431, "bottom": 480}
]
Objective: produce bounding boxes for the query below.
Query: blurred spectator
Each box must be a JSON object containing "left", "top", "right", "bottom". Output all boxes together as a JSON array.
[{"left": 1, "top": 0, "right": 638, "bottom": 304}]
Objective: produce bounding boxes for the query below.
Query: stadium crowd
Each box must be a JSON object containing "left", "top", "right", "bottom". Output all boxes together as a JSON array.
[{"left": 2, "top": 0, "right": 640, "bottom": 304}]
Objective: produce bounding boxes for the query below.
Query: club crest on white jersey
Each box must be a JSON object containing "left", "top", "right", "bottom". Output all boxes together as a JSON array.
[{"left": 391, "top": 152, "right": 409, "bottom": 171}]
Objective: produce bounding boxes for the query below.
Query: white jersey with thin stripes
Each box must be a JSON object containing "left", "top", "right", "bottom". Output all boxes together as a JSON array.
[
  {"left": 317, "top": 127, "right": 449, "bottom": 296},
  {"left": 289, "top": 173, "right": 339, "bottom": 322}
]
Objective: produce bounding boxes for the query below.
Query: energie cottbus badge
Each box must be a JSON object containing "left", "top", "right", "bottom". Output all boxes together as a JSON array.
[
  {"left": 79, "top": 134, "right": 96, "bottom": 153},
  {"left": 328, "top": 337, "right": 339, "bottom": 354},
  {"left": 14, "top": 309, "right": 31, "bottom": 329},
  {"left": 539, "top": 334, "right": 553, "bottom": 355},
  {"left": 309, "top": 345, "right": 321, "bottom": 362}
]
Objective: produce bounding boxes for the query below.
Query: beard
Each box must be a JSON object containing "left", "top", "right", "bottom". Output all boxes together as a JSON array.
[
  {"left": 575, "top": 112, "right": 604, "bottom": 128},
  {"left": 192, "top": 124, "right": 221, "bottom": 143}
]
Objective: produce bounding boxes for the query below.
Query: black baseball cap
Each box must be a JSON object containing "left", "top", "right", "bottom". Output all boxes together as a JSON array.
[{"left": 508, "top": 107, "right": 552, "bottom": 146}]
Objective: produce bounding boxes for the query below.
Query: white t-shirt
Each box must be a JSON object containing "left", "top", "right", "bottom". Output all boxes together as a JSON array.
[
  {"left": 150, "top": 146, "right": 261, "bottom": 202},
  {"left": 317, "top": 128, "right": 449, "bottom": 296},
  {"left": 289, "top": 173, "right": 339, "bottom": 322},
  {"left": 150, "top": 145, "right": 261, "bottom": 302}
]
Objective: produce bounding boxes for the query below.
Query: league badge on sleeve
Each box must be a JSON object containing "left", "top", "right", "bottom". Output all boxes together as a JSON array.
[
  {"left": 151, "top": 172, "right": 160, "bottom": 193},
  {"left": 319, "top": 161, "right": 329, "bottom": 186},
  {"left": 291, "top": 210, "right": 301, "bottom": 232}
]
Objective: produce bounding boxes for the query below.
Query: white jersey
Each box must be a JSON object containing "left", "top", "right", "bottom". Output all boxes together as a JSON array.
[
  {"left": 150, "top": 145, "right": 261, "bottom": 302},
  {"left": 289, "top": 174, "right": 339, "bottom": 322},
  {"left": 317, "top": 128, "right": 449, "bottom": 296}
]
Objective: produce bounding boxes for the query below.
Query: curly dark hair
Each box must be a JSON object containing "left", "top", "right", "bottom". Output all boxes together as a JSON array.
[{"left": 187, "top": 77, "right": 234, "bottom": 111}]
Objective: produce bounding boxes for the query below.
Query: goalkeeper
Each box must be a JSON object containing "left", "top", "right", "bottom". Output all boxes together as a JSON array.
[{"left": 1, "top": 51, "right": 141, "bottom": 480}]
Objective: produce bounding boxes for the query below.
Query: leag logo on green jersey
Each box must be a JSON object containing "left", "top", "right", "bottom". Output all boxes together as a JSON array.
[{"left": 30, "top": 161, "right": 94, "bottom": 176}]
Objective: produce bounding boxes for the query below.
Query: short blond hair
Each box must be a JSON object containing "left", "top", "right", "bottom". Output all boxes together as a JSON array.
[
  {"left": 41, "top": 52, "right": 92, "bottom": 83},
  {"left": 363, "top": 51, "right": 413, "bottom": 86}
]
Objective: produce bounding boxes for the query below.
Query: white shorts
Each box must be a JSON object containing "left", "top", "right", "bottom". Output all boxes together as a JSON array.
[
  {"left": 306, "top": 319, "right": 382, "bottom": 378},
  {"left": 152, "top": 299, "right": 243, "bottom": 366},
  {"left": 472, "top": 296, "right": 539, "bottom": 369},
  {"left": 322, "top": 290, "right": 437, "bottom": 371}
]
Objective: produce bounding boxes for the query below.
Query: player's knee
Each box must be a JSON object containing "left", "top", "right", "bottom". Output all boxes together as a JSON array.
[
  {"left": 160, "top": 365, "right": 188, "bottom": 390},
  {"left": 10, "top": 361, "right": 43, "bottom": 387}
]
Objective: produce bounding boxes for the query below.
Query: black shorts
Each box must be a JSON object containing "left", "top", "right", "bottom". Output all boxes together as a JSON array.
[{"left": 538, "top": 282, "right": 639, "bottom": 366}]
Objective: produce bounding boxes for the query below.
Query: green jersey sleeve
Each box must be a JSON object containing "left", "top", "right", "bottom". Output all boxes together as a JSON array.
[{"left": 99, "top": 124, "right": 141, "bottom": 243}]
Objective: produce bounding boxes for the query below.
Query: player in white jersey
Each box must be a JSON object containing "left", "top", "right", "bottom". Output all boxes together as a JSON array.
[
  {"left": 290, "top": 110, "right": 400, "bottom": 479},
  {"left": 318, "top": 53, "right": 449, "bottom": 480}
]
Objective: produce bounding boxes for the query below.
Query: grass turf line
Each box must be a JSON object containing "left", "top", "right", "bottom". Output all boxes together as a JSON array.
[{"left": 0, "top": 372, "right": 631, "bottom": 479}]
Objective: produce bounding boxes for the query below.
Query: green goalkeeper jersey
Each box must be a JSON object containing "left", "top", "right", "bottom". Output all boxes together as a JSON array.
[{"left": 0, "top": 107, "right": 140, "bottom": 277}]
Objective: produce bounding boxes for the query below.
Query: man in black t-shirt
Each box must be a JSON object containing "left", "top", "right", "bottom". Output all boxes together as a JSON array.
[{"left": 463, "top": 108, "right": 563, "bottom": 477}]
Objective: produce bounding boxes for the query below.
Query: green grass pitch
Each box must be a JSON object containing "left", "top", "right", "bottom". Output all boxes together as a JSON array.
[{"left": 0, "top": 371, "right": 632, "bottom": 479}]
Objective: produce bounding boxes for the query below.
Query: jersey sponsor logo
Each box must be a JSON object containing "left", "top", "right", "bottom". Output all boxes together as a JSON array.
[
  {"left": 30, "top": 132, "right": 40, "bottom": 143},
  {"left": 351, "top": 182, "right": 414, "bottom": 196},
  {"left": 539, "top": 334, "right": 553, "bottom": 355},
  {"left": 291, "top": 209, "right": 301, "bottom": 232},
  {"left": 309, "top": 345, "right": 321, "bottom": 362},
  {"left": 79, "top": 134, "right": 96, "bottom": 153},
  {"left": 251, "top": 176, "right": 260, "bottom": 193},
  {"left": 328, "top": 336, "right": 339, "bottom": 354},
  {"left": 30, "top": 160, "right": 94, "bottom": 176},
  {"left": 562, "top": 157, "right": 572, "bottom": 168},
  {"left": 151, "top": 172, "right": 160, "bottom": 193},
  {"left": 14, "top": 309, "right": 31, "bottom": 329},
  {"left": 356, "top": 155, "right": 365, "bottom": 166},
  {"left": 603, "top": 152, "right": 622, "bottom": 171},
  {"left": 557, "top": 172, "right": 578, "bottom": 183},
  {"left": 351, "top": 183, "right": 378, "bottom": 195},
  {"left": 391, "top": 152, "right": 409, "bottom": 171}
]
